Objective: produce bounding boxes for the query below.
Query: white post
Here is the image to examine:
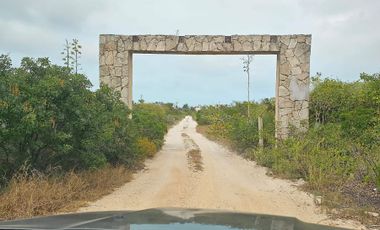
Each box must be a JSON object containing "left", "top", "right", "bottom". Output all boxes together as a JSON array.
[{"left": 258, "top": 116, "right": 264, "bottom": 147}]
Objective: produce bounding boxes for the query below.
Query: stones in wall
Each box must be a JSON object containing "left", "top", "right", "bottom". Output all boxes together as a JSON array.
[
  {"left": 277, "top": 35, "right": 311, "bottom": 139},
  {"left": 100, "top": 35, "right": 132, "bottom": 104},
  {"left": 101, "top": 35, "right": 286, "bottom": 55},
  {"left": 99, "top": 34, "right": 311, "bottom": 139}
]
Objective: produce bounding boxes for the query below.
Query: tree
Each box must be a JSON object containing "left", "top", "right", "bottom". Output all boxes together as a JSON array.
[
  {"left": 138, "top": 95, "right": 145, "bottom": 104},
  {"left": 70, "top": 39, "right": 82, "bottom": 74},
  {"left": 61, "top": 39, "right": 70, "bottom": 69},
  {"left": 241, "top": 55, "right": 253, "bottom": 118},
  {"left": 0, "top": 54, "right": 12, "bottom": 75},
  {"left": 61, "top": 39, "right": 82, "bottom": 74}
]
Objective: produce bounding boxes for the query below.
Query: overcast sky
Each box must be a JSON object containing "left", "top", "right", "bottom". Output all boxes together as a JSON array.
[{"left": 1, "top": 0, "right": 379, "bottom": 105}]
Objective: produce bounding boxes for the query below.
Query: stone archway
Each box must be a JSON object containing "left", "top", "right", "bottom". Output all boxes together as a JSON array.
[{"left": 99, "top": 34, "right": 311, "bottom": 139}]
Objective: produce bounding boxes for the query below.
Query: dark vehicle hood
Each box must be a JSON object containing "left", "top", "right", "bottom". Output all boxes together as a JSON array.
[{"left": 0, "top": 208, "right": 349, "bottom": 230}]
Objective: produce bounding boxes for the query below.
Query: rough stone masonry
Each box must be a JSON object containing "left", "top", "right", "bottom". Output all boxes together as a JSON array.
[{"left": 99, "top": 34, "right": 311, "bottom": 139}]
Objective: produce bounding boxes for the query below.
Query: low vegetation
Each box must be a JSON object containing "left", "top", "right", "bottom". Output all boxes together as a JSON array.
[
  {"left": 196, "top": 99, "right": 275, "bottom": 150},
  {"left": 0, "top": 54, "right": 185, "bottom": 220},
  {"left": 196, "top": 73, "right": 380, "bottom": 225}
]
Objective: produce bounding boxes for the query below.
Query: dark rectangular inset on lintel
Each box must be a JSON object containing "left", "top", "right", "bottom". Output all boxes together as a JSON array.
[
  {"left": 178, "top": 36, "right": 185, "bottom": 43},
  {"left": 270, "top": 36, "right": 278, "bottom": 43},
  {"left": 132, "top": 36, "right": 139, "bottom": 42},
  {"left": 225, "top": 36, "right": 232, "bottom": 43}
]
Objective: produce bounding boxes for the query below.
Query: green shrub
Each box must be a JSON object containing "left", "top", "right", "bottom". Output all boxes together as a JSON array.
[
  {"left": 196, "top": 101, "right": 275, "bottom": 151},
  {"left": 0, "top": 55, "right": 184, "bottom": 186},
  {"left": 135, "top": 137, "right": 157, "bottom": 158},
  {"left": 132, "top": 103, "right": 168, "bottom": 149},
  {"left": 248, "top": 124, "right": 358, "bottom": 191},
  {"left": 197, "top": 73, "right": 380, "bottom": 193}
]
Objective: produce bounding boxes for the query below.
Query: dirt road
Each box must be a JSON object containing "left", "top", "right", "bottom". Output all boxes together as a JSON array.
[{"left": 80, "top": 116, "right": 363, "bottom": 229}]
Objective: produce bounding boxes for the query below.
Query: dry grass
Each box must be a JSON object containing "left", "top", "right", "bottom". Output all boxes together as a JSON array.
[
  {"left": 318, "top": 182, "right": 380, "bottom": 227},
  {"left": 187, "top": 149, "right": 203, "bottom": 172},
  {"left": 181, "top": 132, "right": 203, "bottom": 172},
  {"left": 181, "top": 133, "right": 190, "bottom": 138},
  {"left": 0, "top": 166, "right": 132, "bottom": 221}
]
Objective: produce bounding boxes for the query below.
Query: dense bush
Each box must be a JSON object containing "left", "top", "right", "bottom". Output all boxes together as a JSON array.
[
  {"left": 132, "top": 103, "right": 168, "bottom": 149},
  {"left": 196, "top": 73, "right": 380, "bottom": 192},
  {"left": 196, "top": 99, "right": 275, "bottom": 151},
  {"left": 251, "top": 124, "right": 360, "bottom": 190},
  {"left": 308, "top": 73, "right": 380, "bottom": 189},
  {"left": 135, "top": 137, "right": 157, "bottom": 158},
  {"left": 0, "top": 55, "right": 184, "bottom": 186}
]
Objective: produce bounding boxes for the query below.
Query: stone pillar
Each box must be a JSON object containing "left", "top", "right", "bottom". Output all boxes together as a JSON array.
[
  {"left": 276, "top": 35, "right": 311, "bottom": 139},
  {"left": 99, "top": 35, "right": 133, "bottom": 107}
]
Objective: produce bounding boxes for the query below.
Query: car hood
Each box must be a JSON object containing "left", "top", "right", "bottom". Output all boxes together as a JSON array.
[{"left": 0, "top": 208, "right": 349, "bottom": 230}]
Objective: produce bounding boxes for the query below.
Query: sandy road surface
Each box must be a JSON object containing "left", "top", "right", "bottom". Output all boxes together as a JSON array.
[{"left": 80, "top": 116, "right": 363, "bottom": 229}]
